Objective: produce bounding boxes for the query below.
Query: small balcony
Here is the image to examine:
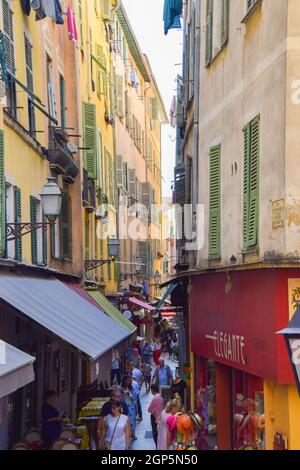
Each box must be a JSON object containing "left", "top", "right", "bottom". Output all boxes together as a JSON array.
[
  {"left": 83, "top": 169, "right": 96, "bottom": 212},
  {"left": 46, "top": 127, "right": 80, "bottom": 183}
]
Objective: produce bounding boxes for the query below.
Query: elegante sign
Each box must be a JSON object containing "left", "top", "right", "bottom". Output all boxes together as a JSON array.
[
  {"left": 190, "top": 269, "right": 297, "bottom": 383},
  {"left": 206, "top": 331, "right": 246, "bottom": 366}
]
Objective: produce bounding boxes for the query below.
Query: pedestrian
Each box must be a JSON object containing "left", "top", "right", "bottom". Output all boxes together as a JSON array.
[
  {"left": 98, "top": 401, "right": 130, "bottom": 450},
  {"left": 157, "top": 399, "right": 181, "bottom": 450},
  {"left": 150, "top": 338, "right": 156, "bottom": 364},
  {"left": 171, "top": 371, "right": 187, "bottom": 405},
  {"left": 152, "top": 357, "right": 173, "bottom": 387},
  {"left": 141, "top": 358, "right": 152, "bottom": 392},
  {"left": 171, "top": 335, "right": 178, "bottom": 361},
  {"left": 148, "top": 384, "right": 164, "bottom": 448},
  {"left": 97, "top": 387, "right": 129, "bottom": 443},
  {"left": 111, "top": 349, "right": 121, "bottom": 386},
  {"left": 128, "top": 362, "right": 143, "bottom": 421},
  {"left": 154, "top": 338, "right": 161, "bottom": 366},
  {"left": 41, "top": 390, "right": 64, "bottom": 449},
  {"left": 142, "top": 342, "right": 152, "bottom": 363},
  {"left": 121, "top": 375, "right": 139, "bottom": 440}
]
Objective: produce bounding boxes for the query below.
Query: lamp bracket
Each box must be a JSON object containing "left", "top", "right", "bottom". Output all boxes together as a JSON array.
[
  {"left": 6, "top": 221, "right": 53, "bottom": 242},
  {"left": 84, "top": 259, "right": 111, "bottom": 271}
]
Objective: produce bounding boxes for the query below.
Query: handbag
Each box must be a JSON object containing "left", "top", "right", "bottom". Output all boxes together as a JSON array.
[{"left": 104, "top": 415, "right": 121, "bottom": 450}]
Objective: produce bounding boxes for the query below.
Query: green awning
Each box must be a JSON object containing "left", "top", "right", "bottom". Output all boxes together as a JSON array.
[
  {"left": 157, "top": 284, "right": 177, "bottom": 308},
  {"left": 87, "top": 290, "right": 136, "bottom": 334}
]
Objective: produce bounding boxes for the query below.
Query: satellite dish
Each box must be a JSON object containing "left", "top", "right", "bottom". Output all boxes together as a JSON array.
[{"left": 123, "top": 310, "right": 132, "bottom": 320}]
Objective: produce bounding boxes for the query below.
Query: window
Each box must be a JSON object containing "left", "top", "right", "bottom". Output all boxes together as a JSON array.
[
  {"left": 3, "top": 0, "right": 16, "bottom": 118},
  {"left": 24, "top": 36, "right": 36, "bottom": 137},
  {"left": 243, "top": 116, "right": 260, "bottom": 251},
  {"left": 205, "top": 0, "right": 229, "bottom": 66},
  {"left": 30, "top": 197, "right": 44, "bottom": 265},
  {"left": 61, "top": 191, "right": 72, "bottom": 260},
  {"left": 46, "top": 56, "right": 57, "bottom": 120},
  {"left": 59, "top": 74, "right": 67, "bottom": 129},
  {"left": 115, "top": 75, "right": 124, "bottom": 118},
  {"left": 13, "top": 186, "right": 22, "bottom": 262},
  {"left": 208, "top": 144, "right": 221, "bottom": 259},
  {"left": 83, "top": 102, "right": 97, "bottom": 179},
  {"left": 0, "top": 130, "right": 4, "bottom": 256}
]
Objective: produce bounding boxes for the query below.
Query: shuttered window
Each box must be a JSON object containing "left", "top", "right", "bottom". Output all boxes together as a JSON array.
[
  {"left": 243, "top": 116, "right": 260, "bottom": 250},
  {"left": 205, "top": 0, "right": 213, "bottom": 66},
  {"left": 30, "top": 196, "right": 37, "bottom": 264},
  {"left": 61, "top": 192, "right": 72, "bottom": 260},
  {"left": 83, "top": 102, "right": 97, "bottom": 179},
  {"left": 59, "top": 74, "right": 67, "bottom": 129},
  {"left": 221, "top": 0, "right": 229, "bottom": 47},
  {"left": 43, "top": 215, "right": 48, "bottom": 265},
  {"left": 139, "top": 241, "right": 150, "bottom": 275},
  {"left": 101, "top": 0, "right": 111, "bottom": 21},
  {"left": 25, "top": 36, "right": 36, "bottom": 137},
  {"left": 128, "top": 169, "right": 137, "bottom": 200},
  {"left": 116, "top": 155, "right": 123, "bottom": 187},
  {"left": 116, "top": 75, "right": 124, "bottom": 118},
  {"left": 2, "top": 0, "right": 15, "bottom": 74},
  {"left": 208, "top": 145, "right": 221, "bottom": 259},
  {"left": 14, "top": 186, "right": 22, "bottom": 262},
  {"left": 0, "top": 131, "right": 5, "bottom": 255}
]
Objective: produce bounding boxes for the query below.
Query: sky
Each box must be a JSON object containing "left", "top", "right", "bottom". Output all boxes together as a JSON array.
[{"left": 122, "top": 0, "right": 183, "bottom": 198}]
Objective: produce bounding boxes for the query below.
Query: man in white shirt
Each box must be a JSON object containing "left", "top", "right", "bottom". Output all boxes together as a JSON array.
[{"left": 128, "top": 362, "right": 143, "bottom": 421}]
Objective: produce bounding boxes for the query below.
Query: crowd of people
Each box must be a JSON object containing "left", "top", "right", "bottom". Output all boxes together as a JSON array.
[{"left": 40, "top": 333, "right": 187, "bottom": 451}]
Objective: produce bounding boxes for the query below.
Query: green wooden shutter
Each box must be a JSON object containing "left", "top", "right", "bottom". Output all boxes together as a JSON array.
[
  {"left": 0, "top": 131, "right": 5, "bottom": 255},
  {"left": 248, "top": 116, "right": 260, "bottom": 247},
  {"left": 243, "top": 123, "right": 251, "bottom": 250},
  {"left": 60, "top": 74, "right": 67, "bottom": 128},
  {"left": 43, "top": 215, "right": 48, "bottom": 266},
  {"left": 14, "top": 186, "right": 22, "bottom": 262},
  {"left": 116, "top": 155, "right": 123, "bottom": 187},
  {"left": 243, "top": 116, "right": 260, "bottom": 250},
  {"left": 221, "top": 0, "right": 229, "bottom": 47},
  {"left": 114, "top": 261, "right": 120, "bottom": 284},
  {"left": 3, "top": 0, "right": 15, "bottom": 74},
  {"left": 30, "top": 196, "right": 37, "bottom": 264},
  {"left": 208, "top": 145, "right": 221, "bottom": 259},
  {"left": 25, "top": 36, "right": 36, "bottom": 137},
  {"left": 116, "top": 75, "right": 124, "bottom": 117},
  {"left": 205, "top": 0, "right": 213, "bottom": 67},
  {"left": 61, "top": 193, "right": 72, "bottom": 260},
  {"left": 122, "top": 162, "right": 128, "bottom": 191},
  {"left": 83, "top": 102, "right": 97, "bottom": 179}
]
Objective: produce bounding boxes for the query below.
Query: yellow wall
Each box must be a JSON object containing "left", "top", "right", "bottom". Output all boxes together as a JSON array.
[{"left": 264, "top": 381, "right": 300, "bottom": 450}]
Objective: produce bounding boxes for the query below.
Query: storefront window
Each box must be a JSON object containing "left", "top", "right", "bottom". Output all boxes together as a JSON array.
[
  {"left": 195, "top": 357, "right": 217, "bottom": 450},
  {"left": 232, "top": 370, "right": 265, "bottom": 450}
]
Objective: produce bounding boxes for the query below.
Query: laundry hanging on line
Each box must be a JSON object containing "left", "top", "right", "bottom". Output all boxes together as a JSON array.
[
  {"left": 30, "top": 0, "right": 64, "bottom": 24},
  {"left": 67, "top": 6, "right": 78, "bottom": 42}
]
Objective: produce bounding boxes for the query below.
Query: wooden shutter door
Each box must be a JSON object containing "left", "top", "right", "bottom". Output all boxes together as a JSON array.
[
  {"left": 61, "top": 193, "right": 72, "bottom": 260},
  {"left": 59, "top": 74, "right": 67, "bottom": 128},
  {"left": 3, "top": 0, "right": 15, "bottom": 74},
  {"left": 248, "top": 116, "right": 260, "bottom": 248},
  {"left": 116, "top": 155, "right": 123, "bottom": 187},
  {"left": 0, "top": 131, "right": 5, "bottom": 255},
  {"left": 30, "top": 196, "right": 37, "bottom": 264},
  {"left": 83, "top": 102, "right": 97, "bottom": 179},
  {"left": 243, "top": 123, "right": 251, "bottom": 250},
  {"left": 116, "top": 75, "right": 124, "bottom": 117},
  {"left": 221, "top": 0, "right": 229, "bottom": 47},
  {"left": 205, "top": 0, "right": 213, "bottom": 67},
  {"left": 14, "top": 186, "right": 22, "bottom": 262},
  {"left": 25, "top": 36, "right": 36, "bottom": 136},
  {"left": 208, "top": 145, "right": 221, "bottom": 259}
]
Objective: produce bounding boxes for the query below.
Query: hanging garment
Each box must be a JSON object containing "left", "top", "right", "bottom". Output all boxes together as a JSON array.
[
  {"left": 31, "top": 0, "right": 46, "bottom": 20},
  {"left": 21, "top": 0, "right": 31, "bottom": 16},
  {"left": 54, "top": 0, "right": 64, "bottom": 25},
  {"left": 170, "top": 96, "right": 177, "bottom": 128},
  {"left": 67, "top": 6, "right": 78, "bottom": 42},
  {"left": 163, "top": 0, "right": 183, "bottom": 35}
]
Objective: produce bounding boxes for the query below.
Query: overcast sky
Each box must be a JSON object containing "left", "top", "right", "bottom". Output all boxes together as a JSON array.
[{"left": 122, "top": 0, "right": 183, "bottom": 198}]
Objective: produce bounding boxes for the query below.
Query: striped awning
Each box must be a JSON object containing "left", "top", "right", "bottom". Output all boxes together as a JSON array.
[
  {"left": 157, "top": 284, "right": 178, "bottom": 308},
  {"left": 128, "top": 297, "right": 156, "bottom": 311}
]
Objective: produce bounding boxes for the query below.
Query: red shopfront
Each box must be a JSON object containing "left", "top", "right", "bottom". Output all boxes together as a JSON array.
[{"left": 190, "top": 268, "right": 297, "bottom": 450}]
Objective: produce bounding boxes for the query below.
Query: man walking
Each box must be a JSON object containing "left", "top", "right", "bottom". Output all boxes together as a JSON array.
[
  {"left": 128, "top": 362, "right": 143, "bottom": 421},
  {"left": 152, "top": 357, "right": 173, "bottom": 387},
  {"left": 148, "top": 384, "right": 164, "bottom": 448}
]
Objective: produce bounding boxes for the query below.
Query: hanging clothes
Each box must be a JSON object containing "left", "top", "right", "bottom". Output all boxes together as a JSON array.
[
  {"left": 21, "top": 0, "right": 31, "bottom": 16},
  {"left": 31, "top": 0, "right": 64, "bottom": 24},
  {"left": 163, "top": 0, "right": 183, "bottom": 35},
  {"left": 67, "top": 6, "right": 78, "bottom": 42}
]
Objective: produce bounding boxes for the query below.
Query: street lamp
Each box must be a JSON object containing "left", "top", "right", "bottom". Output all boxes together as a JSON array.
[
  {"left": 277, "top": 301, "right": 300, "bottom": 396},
  {"left": 84, "top": 237, "right": 120, "bottom": 271},
  {"left": 6, "top": 177, "right": 62, "bottom": 241}
]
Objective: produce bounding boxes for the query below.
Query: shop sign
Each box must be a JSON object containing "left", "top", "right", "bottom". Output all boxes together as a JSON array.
[
  {"left": 272, "top": 199, "right": 285, "bottom": 229},
  {"left": 206, "top": 331, "right": 246, "bottom": 366}
]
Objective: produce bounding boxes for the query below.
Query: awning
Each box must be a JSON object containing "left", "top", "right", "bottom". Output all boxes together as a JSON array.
[
  {"left": 161, "top": 312, "right": 177, "bottom": 318},
  {"left": 157, "top": 284, "right": 178, "bottom": 308},
  {"left": 128, "top": 297, "right": 156, "bottom": 312},
  {"left": 87, "top": 290, "right": 136, "bottom": 334},
  {"left": 0, "top": 341, "right": 35, "bottom": 399},
  {"left": 0, "top": 273, "right": 130, "bottom": 361}
]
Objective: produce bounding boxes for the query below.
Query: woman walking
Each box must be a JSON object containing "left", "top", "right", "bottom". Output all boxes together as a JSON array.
[
  {"left": 98, "top": 401, "right": 130, "bottom": 450},
  {"left": 154, "top": 338, "right": 161, "bottom": 366},
  {"left": 121, "top": 375, "right": 139, "bottom": 440},
  {"left": 157, "top": 399, "right": 181, "bottom": 451}
]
